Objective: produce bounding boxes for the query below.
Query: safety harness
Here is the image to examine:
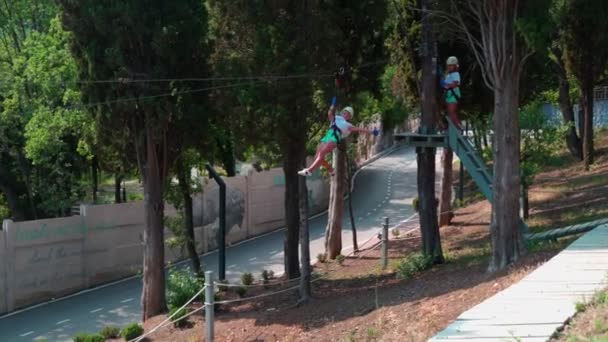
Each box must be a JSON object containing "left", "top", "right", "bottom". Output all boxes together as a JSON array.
[{"left": 446, "top": 71, "right": 461, "bottom": 102}]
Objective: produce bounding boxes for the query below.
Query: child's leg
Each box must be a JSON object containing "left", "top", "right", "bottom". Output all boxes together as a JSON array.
[
  {"left": 307, "top": 142, "right": 336, "bottom": 172},
  {"left": 447, "top": 103, "right": 462, "bottom": 129}
]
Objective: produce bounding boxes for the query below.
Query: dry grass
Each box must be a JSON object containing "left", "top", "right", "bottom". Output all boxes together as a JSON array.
[{"left": 553, "top": 288, "right": 608, "bottom": 341}]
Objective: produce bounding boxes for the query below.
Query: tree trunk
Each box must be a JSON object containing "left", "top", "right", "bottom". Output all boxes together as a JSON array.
[
  {"left": 555, "top": 56, "right": 582, "bottom": 160},
  {"left": 346, "top": 153, "right": 358, "bottom": 252},
  {"left": 91, "top": 156, "right": 99, "bottom": 203},
  {"left": 0, "top": 176, "right": 26, "bottom": 221},
  {"left": 218, "top": 134, "right": 236, "bottom": 177},
  {"left": 141, "top": 131, "right": 167, "bottom": 321},
  {"left": 298, "top": 169, "right": 311, "bottom": 302},
  {"left": 581, "top": 80, "right": 594, "bottom": 170},
  {"left": 283, "top": 148, "right": 301, "bottom": 279},
  {"left": 325, "top": 142, "right": 346, "bottom": 259},
  {"left": 177, "top": 161, "right": 201, "bottom": 276},
  {"left": 438, "top": 147, "right": 454, "bottom": 226},
  {"left": 114, "top": 174, "right": 122, "bottom": 204},
  {"left": 417, "top": 0, "right": 443, "bottom": 264},
  {"left": 488, "top": 78, "right": 525, "bottom": 272}
]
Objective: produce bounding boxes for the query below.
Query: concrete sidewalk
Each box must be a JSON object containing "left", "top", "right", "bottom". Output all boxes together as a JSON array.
[{"left": 431, "top": 224, "right": 608, "bottom": 341}]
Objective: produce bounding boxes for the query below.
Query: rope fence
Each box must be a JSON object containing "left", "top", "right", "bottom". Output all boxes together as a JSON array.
[{"left": 132, "top": 203, "right": 585, "bottom": 341}]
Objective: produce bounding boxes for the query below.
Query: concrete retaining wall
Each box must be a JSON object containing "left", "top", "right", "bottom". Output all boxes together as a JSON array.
[
  {"left": 0, "top": 120, "right": 396, "bottom": 314},
  {"left": 0, "top": 222, "right": 7, "bottom": 314}
]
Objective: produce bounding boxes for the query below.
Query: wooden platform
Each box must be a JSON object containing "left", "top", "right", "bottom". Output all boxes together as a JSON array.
[
  {"left": 431, "top": 224, "right": 608, "bottom": 341},
  {"left": 393, "top": 132, "right": 447, "bottom": 148}
]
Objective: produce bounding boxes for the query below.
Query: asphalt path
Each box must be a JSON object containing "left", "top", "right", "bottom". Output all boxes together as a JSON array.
[{"left": 0, "top": 146, "right": 428, "bottom": 341}]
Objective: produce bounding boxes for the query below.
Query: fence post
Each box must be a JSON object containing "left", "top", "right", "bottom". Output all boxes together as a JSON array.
[
  {"left": 205, "top": 271, "right": 215, "bottom": 342},
  {"left": 381, "top": 217, "right": 389, "bottom": 270}
]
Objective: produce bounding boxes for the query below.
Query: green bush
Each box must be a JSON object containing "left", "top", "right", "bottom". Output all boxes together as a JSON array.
[
  {"left": 317, "top": 253, "right": 327, "bottom": 263},
  {"left": 99, "top": 325, "right": 120, "bottom": 339},
  {"left": 261, "top": 269, "right": 275, "bottom": 283},
  {"left": 216, "top": 279, "right": 229, "bottom": 292},
  {"left": 121, "top": 323, "right": 143, "bottom": 341},
  {"left": 412, "top": 197, "right": 420, "bottom": 212},
  {"left": 395, "top": 252, "right": 433, "bottom": 279},
  {"left": 391, "top": 228, "right": 401, "bottom": 237},
  {"left": 241, "top": 272, "right": 254, "bottom": 286},
  {"left": 168, "top": 306, "right": 190, "bottom": 328},
  {"left": 72, "top": 333, "right": 104, "bottom": 342},
  {"left": 235, "top": 286, "right": 247, "bottom": 298},
  {"left": 166, "top": 268, "right": 204, "bottom": 310},
  {"left": 336, "top": 254, "right": 345, "bottom": 265}
]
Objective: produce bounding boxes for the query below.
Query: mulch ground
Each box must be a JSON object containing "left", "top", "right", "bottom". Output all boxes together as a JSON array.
[
  {"left": 141, "top": 200, "right": 564, "bottom": 342},
  {"left": 139, "top": 135, "right": 608, "bottom": 342}
]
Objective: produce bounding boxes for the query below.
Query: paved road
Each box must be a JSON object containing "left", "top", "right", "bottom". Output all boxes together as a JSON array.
[{"left": 0, "top": 146, "right": 423, "bottom": 342}]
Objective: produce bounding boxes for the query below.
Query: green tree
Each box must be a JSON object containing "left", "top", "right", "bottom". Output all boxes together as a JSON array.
[
  {"left": 436, "top": 0, "right": 549, "bottom": 271},
  {"left": 209, "top": 1, "right": 335, "bottom": 279},
  {"left": 560, "top": 0, "right": 608, "bottom": 169},
  {"left": 59, "top": 0, "right": 211, "bottom": 319},
  {"left": 1, "top": 3, "right": 90, "bottom": 219},
  {"left": 0, "top": 0, "right": 60, "bottom": 220}
]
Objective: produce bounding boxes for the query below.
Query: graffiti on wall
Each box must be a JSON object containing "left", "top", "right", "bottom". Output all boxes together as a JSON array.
[{"left": 202, "top": 186, "right": 245, "bottom": 248}]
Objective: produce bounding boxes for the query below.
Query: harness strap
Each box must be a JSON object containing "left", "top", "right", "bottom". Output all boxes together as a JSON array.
[{"left": 330, "top": 122, "right": 342, "bottom": 143}]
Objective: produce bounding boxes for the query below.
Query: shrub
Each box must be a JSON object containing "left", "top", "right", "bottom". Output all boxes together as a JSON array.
[
  {"left": 575, "top": 301, "right": 587, "bottom": 313},
  {"left": 241, "top": 272, "right": 254, "bottom": 286},
  {"left": 261, "top": 269, "right": 275, "bottom": 283},
  {"left": 317, "top": 253, "right": 327, "bottom": 263},
  {"left": 235, "top": 286, "right": 247, "bottom": 298},
  {"left": 395, "top": 253, "right": 433, "bottom": 279},
  {"left": 336, "top": 254, "right": 345, "bottom": 265},
  {"left": 99, "top": 325, "right": 120, "bottom": 339},
  {"left": 412, "top": 197, "right": 439, "bottom": 212},
  {"left": 168, "top": 306, "right": 190, "bottom": 328},
  {"left": 391, "top": 228, "right": 401, "bottom": 237},
  {"left": 216, "top": 279, "right": 229, "bottom": 292},
  {"left": 73, "top": 333, "right": 88, "bottom": 342},
  {"left": 166, "top": 268, "right": 204, "bottom": 310},
  {"left": 72, "top": 333, "right": 104, "bottom": 342},
  {"left": 121, "top": 323, "right": 144, "bottom": 341}
]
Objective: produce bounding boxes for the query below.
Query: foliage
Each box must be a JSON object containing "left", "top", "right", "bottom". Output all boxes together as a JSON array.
[
  {"left": 235, "top": 286, "right": 247, "bottom": 298},
  {"left": 261, "top": 269, "right": 275, "bottom": 283},
  {"left": 412, "top": 197, "right": 420, "bottom": 212},
  {"left": 72, "top": 333, "right": 104, "bottom": 342},
  {"left": 216, "top": 279, "right": 229, "bottom": 292},
  {"left": 166, "top": 268, "right": 204, "bottom": 310},
  {"left": 99, "top": 326, "right": 120, "bottom": 339},
  {"left": 168, "top": 306, "right": 190, "bottom": 328},
  {"left": 395, "top": 252, "right": 433, "bottom": 279},
  {"left": 519, "top": 101, "right": 567, "bottom": 184},
  {"left": 335, "top": 254, "right": 346, "bottom": 265},
  {"left": 58, "top": 0, "right": 213, "bottom": 318},
  {"left": 0, "top": 8, "right": 90, "bottom": 219},
  {"left": 317, "top": 253, "right": 327, "bottom": 263},
  {"left": 120, "top": 323, "right": 143, "bottom": 341},
  {"left": 391, "top": 228, "right": 401, "bottom": 237},
  {"left": 240, "top": 272, "right": 254, "bottom": 286}
]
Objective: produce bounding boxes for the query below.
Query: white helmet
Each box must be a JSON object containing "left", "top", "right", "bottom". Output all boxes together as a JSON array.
[
  {"left": 446, "top": 56, "right": 459, "bottom": 66},
  {"left": 342, "top": 106, "right": 354, "bottom": 118}
]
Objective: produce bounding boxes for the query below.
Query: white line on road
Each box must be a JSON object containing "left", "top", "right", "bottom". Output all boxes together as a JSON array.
[
  {"left": 56, "top": 319, "right": 70, "bottom": 325},
  {"left": 19, "top": 331, "right": 34, "bottom": 337},
  {"left": 90, "top": 308, "right": 103, "bottom": 313},
  {"left": 121, "top": 298, "right": 134, "bottom": 303}
]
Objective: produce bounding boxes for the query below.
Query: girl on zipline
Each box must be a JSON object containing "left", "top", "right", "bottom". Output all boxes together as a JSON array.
[
  {"left": 298, "top": 96, "right": 377, "bottom": 177},
  {"left": 442, "top": 56, "right": 463, "bottom": 129}
]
